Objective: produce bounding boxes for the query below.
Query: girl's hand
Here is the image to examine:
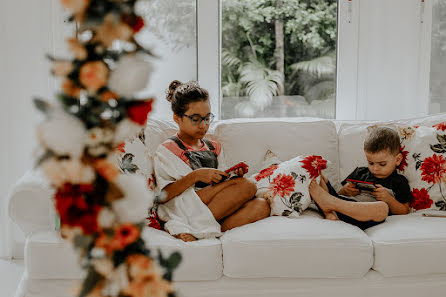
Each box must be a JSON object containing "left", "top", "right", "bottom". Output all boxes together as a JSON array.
[
  {"left": 194, "top": 168, "right": 228, "bottom": 184},
  {"left": 235, "top": 167, "right": 248, "bottom": 177},
  {"left": 338, "top": 183, "right": 360, "bottom": 197}
]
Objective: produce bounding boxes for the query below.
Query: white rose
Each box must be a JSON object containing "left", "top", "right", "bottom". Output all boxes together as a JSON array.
[
  {"left": 37, "top": 109, "right": 86, "bottom": 158},
  {"left": 42, "top": 158, "right": 95, "bottom": 187},
  {"left": 108, "top": 53, "right": 153, "bottom": 97},
  {"left": 113, "top": 119, "right": 143, "bottom": 146},
  {"left": 102, "top": 264, "right": 129, "bottom": 297},
  {"left": 112, "top": 174, "right": 154, "bottom": 223},
  {"left": 97, "top": 208, "right": 116, "bottom": 229}
]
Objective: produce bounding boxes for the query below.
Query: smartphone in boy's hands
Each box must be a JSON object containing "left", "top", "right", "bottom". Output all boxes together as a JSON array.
[
  {"left": 345, "top": 178, "right": 377, "bottom": 193},
  {"left": 218, "top": 161, "right": 249, "bottom": 181}
]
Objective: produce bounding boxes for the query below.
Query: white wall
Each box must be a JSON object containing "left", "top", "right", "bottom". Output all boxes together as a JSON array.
[
  {"left": 0, "top": 0, "right": 72, "bottom": 258},
  {"left": 355, "top": 0, "right": 431, "bottom": 121}
]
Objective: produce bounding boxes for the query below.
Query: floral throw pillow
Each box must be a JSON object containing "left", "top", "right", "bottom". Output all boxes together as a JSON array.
[
  {"left": 397, "top": 122, "right": 446, "bottom": 211},
  {"left": 253, "top": 155, "right": 328, "bottom": 218}
]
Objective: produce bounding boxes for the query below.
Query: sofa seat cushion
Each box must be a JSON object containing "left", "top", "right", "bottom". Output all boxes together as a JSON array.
[
  {"left": 220, "top": 213, "right": 373, "bottom": 278},
  {"left": 25, "top": 231, "right": 83, "bottom": 280},
  {"left": 25, "top": 228, "right": 223, "bottom": 281},
  {"left": 366, "top": 212, "right": 446, "bottom": 277},
  {"left": 141, "top": 227, "right": 223, "bottom": 281}
]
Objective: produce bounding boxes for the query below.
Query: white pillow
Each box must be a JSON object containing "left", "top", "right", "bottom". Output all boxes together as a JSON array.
[
  {"left": 397, "top": 122, "right": 446, "bottom": 211},
  {"left": 252, "top": 155, "right": 328, "bottom": 218}
]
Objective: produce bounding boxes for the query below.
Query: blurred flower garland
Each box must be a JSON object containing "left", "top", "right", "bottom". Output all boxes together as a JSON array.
[{"left": 34, "top": 1, "right": 180, "bottom": 296}]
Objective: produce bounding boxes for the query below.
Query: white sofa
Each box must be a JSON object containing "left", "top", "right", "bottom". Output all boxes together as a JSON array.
[{"left": 8, "top": 115, "right": 446, "bottom": 297}]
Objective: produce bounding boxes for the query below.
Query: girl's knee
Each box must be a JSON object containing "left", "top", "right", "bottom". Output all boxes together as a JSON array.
[
  {"left": 246, "top": 198, "right": 270, "bottom": 218},
  {"left": 234, "top": 178, "right": 257, "bottom": 197}
]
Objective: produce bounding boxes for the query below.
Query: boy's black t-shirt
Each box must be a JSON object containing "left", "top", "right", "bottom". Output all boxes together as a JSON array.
[{"left": 342, "top": 167, "right": 413, "bottom": 204}]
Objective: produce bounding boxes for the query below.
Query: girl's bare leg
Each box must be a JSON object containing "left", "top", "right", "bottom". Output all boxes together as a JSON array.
[
  {"left": 220, "top": 198, "right": 271, "bottom": 232},
  {"left": 309, "top": 179, "right": 388, "bottom": 222},
  {"left": 196, "top": 178, "right": 241, "bottom": 205},
  {"left": 200, "top": 178, "right": 257, "bottom": 220}
]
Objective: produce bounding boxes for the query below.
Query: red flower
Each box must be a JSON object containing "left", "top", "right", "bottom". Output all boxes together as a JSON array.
[
  {"left": 147, "top": 209, "right": 161, "bottom": 230},
  {"left": 112, "top": 223, "right": 140, "bottom": 250},
  {"left": 300, "top": 155, "right": 327, "bottom": 179},
  {"left": 433, "top": 122, "right": 446, "bottom": 131},
  {"left": 127, "top": 100, "right": 153, "bottom": 125},
  {"left": 420, "top": 154, "right": 446, "bottom": 184},
  {"left": 410, "top": 188, "right": 433, "bottom": 210},
  {"left": 115, "top": 142, "right": 126, "bottom": 154},
  {"left": 55, "top": 183, "right": 101, "bottom": 235},
  {"left": 268, "top": 174, "right": 295, "bottom": 198},
  {"left": 132, "top": 16, "right": 145, "bottom": 33},
  {"left": 398, "top": 145, "right": 409, "bottom": 172},
  {"left": 255, "top": 164, "right": 279, "bottom": 181}
]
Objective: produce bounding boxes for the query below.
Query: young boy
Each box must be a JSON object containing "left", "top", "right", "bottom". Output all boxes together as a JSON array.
[{"left": 309, "top": 127, "right": 413, "bottom": 230}]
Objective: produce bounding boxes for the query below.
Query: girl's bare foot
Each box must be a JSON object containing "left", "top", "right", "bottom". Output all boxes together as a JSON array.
[
  {"left": 309, "top": 179, "right": 337, "bottom": 214},
  {"left": 175, "top": 233, "right": 197, "bottom": 242}
]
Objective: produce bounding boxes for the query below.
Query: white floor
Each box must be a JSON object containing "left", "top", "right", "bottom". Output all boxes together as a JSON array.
[{"left": 0, "top": 259, "right": 24, "bottom": 297}]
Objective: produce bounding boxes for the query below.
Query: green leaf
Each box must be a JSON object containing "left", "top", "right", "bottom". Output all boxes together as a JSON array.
[
  {"left": 167, "top": 252, "right": 182, "bottom": 270},
  {"left": 33, "top": 98, "right": 51, "bottom": 114},
  {"left": 35, "top": 150, "right": 55, "bottom": 167},
  {"left": 78, "top": 267, "right": 102, "bottom": 297},
  {"left": 74, "top": 234, "right": 93, "bottom": 250}
]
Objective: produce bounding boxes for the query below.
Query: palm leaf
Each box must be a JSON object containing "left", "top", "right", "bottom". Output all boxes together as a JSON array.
[
  {"left": 290, "top": 53, "right": 336, "bottom": 78},
  {"left": 240, "top": 59, "right": 284, "bottom": 110}
]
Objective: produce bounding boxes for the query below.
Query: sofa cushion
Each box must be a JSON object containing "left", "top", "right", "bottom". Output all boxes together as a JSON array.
[
  {"left": 220, "top": 213, "right": 373, "bottom": 278},
  {"left": 141, "top": 227, "right": 223, "bottom": 281},
  {"left": 366, "top": 212, "right": 446, "bottom": 277},
  {"left": 25, "top": 228, "right": 223, "bottom": 281},
  {"left": 338, "top": 113, "right": 446, "bottom": 182},
  {"left": 25, "top": 231, "right": 83, "bottom": 280},
  {"left": 213, "top": 118, "right": 340, "bottom": 187}
]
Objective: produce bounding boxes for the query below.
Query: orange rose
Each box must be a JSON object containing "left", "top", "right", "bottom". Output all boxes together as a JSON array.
[
  {"left": 62, "top": 79, "right": 82, "bottom": 98},
  {"left": 123, "top": 278, "right": 173, "bottom": 297},
  {"left": 52, "top": 61, "right": 74, "bottom": 77},
  {"left": 110, "top": 223, "right": 140, "bottom": 250},
  {"left": 94, "top": 14, "right": 133, "bottom": 47},
  {"left": 94, "top": 159, "right": 119, "bottom": 181},
  {"left": 126, "top": 254, "right": 158, "bottom": 281},
  {"left": 67, "top": 38, "right": 88, "bottom": 60},
  {"left": 79, "top": 61, "right": 109, "bottom": 94},
  {"left": 100, "top": 90, "right": 119, "bottom": 102},
  {"left": 61, "top": 0, "right": 90, "bottom": 14}
]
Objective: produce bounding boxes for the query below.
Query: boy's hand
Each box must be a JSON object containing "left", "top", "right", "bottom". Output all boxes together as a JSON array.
[
  {"left": 194, "top": 168, "right": 228, "bottom": 184},
  {"left": 373, "top": 184, "right": 395, "bottom": 203},
  {"left": 338, "top": 183, "right": 360, "bottom": 197}
]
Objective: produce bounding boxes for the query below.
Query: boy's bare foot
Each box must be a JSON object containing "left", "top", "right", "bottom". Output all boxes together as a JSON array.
[
  {"left": 175, "top": 233, "right": 197, "bottom": 242},
  {"left": 309, "top": 179, "right": 337, "bottom": 214}
]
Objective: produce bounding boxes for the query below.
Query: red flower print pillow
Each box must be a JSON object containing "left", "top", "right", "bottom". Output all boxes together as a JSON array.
[
  {"left": 397, "top": 123, "right": 446, "bottom": 211},
  {"left": 252, "top": 155, "right": 328, "bottom": 218}
]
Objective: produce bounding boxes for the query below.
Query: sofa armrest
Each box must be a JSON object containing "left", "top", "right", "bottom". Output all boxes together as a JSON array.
[{"left": 7, "top": 169, "right": 56, "bottom": 236}]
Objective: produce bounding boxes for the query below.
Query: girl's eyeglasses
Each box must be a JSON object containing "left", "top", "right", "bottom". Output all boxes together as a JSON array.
[{"left": 182, "top": 113, "right": 215, "bottom": 125}]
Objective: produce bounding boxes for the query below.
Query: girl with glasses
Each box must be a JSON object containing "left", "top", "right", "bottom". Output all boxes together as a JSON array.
[{"left": 153, "top": 80, "right": 270, "bottom": 242}]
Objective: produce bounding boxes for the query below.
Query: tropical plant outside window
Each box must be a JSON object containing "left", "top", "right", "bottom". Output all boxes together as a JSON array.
[
  {"left": 221, "top": 0, "right": 337, "bottom": 119},
  {"left": 430, "top": 0, "right": 446, "bottom": 113}
]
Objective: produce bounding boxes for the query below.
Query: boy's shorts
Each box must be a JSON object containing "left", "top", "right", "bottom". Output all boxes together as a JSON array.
[{"left": 315, "top": 181, "right": 385, "bottom": 230}]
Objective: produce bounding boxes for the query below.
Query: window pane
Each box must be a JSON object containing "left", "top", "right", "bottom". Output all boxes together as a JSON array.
[
  {"left": 429, "top": 0, "right": 446, "bottom": 113},
  {"left": 221, "top": 0, "right": 337, "bottom": 119},
  {"left": 136, "top": 0, "right": 197, "bottom": 120}
]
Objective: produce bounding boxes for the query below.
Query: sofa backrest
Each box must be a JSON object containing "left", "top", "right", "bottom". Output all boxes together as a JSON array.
[{"left": 145, "top": 118, "right": 340, "bottom": 187}]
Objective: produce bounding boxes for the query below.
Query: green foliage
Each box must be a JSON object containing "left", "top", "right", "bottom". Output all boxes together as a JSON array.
[{"left": 222, "top": 0, "right": 337, "bottom": 107}]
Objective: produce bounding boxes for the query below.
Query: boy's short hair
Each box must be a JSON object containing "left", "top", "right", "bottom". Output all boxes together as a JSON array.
[{"left": 364, "top": 127, "right": 401, "bottom": 155}]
